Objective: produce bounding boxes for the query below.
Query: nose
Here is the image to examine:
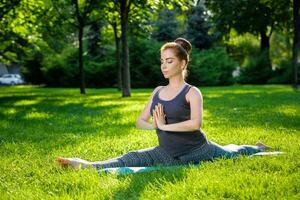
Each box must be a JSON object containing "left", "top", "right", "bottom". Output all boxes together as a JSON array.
[{"left": 161, "top": 62, "right": 167, "bottom": 70}]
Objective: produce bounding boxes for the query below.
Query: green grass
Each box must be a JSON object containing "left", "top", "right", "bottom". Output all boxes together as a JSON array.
[{"left": 0, "top": 85, "right": 299, "bottom": 199}]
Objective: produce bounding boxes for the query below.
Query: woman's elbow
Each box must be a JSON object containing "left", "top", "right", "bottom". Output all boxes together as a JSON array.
[
  {"left": 135, "top": 118, "right": 141, "bottom": 129},
  {"left": 136, "top": 118, "right": 145, "bottom": 129},
  {"left": 192, "top": 120, "right": 201, "bottom": 130}
]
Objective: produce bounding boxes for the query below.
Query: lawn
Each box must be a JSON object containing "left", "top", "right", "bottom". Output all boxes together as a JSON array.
[{"left": 0, "top": 85, "right": 299, "bottom": 199}]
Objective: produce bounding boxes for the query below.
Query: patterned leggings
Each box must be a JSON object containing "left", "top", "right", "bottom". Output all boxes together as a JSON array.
[{"left": 91, "top": 141, "right": 262, "bottom": 170}]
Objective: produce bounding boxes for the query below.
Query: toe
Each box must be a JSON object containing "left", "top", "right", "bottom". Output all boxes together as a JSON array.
[{"left": 56, "top": 157, "right": 70, "bottom": 166}]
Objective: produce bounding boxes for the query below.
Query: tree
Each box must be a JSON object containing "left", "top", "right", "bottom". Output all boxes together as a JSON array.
[
  {"left": 293, "top": 0, "right": 299, "bottom": 89},
  {"left": 49, "top": 0, "right": 104, "bottom": 94},
  {"left": 105, "top": 1, "right": 122, "bottom": 91},
  {"left": 87, "top": 21, "right": 104, "bottom": 57},
  {"left": 116, "top": 0, "right": 158, "bottom": 97},
  {"left": 0, "top": 0, "right": 44, "bottom": 64},
  {"left": 119, "top": 0, "right": 133, "bottom": 97},
  {"left": 152, "top": 9, "right": 178, "bottom": 41},
  {"left": 206, "top": 0, "right": 291, "bottom": 83},
  {"left": 186, "top": 2, "right": 213, "bottom": 50},
  {"left": 115, "top": 0, "right": 190, "bottom": 97},
  {"left": 72, "top": 0, "right": 105, "bottom": 94}
]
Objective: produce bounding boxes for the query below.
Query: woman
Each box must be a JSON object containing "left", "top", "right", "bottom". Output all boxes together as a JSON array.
[{"left": 57, "top": 38, "right": 270, "bottom": 170}]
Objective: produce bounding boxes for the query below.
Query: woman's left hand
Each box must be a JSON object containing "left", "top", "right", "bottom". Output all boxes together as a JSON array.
[{"left": 153, "top": 103, "right": 166, "bottom": 130}]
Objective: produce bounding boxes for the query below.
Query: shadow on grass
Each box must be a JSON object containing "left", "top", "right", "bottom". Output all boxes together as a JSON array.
[
  {"left": 0, "top": 92, "right": 142, "bottom": 149},
  {"left": 203, "top": 91, "right": 300, "bottom": 131},
  {"left": 0, "top": 86, "right": 299, "bottom": 154}
]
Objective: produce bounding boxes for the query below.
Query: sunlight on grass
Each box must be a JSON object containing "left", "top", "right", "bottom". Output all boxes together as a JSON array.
[
  {"left": 3, "top": 108, "right": 17, "bottom": 115},
  {"left": 204, "top": 93, "right": 223, "bottom": 98},
  {"left": 14, "top": 99, "right": 41, "bottom": 106},
  {"left": 275, "top": 105, "right": 298, "bottom": 116},
  {"left": 24, "top": 111, "right": 51, "bottom": 120}
]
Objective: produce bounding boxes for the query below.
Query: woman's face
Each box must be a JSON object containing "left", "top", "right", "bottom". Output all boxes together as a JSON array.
[{"left": 160, "top": 48, "right": 185, "bottom": 79}]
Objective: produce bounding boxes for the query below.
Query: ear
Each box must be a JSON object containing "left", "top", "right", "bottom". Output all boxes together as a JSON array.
[{"left": 181, "top": 60, "right": 187, "bottom": 70}]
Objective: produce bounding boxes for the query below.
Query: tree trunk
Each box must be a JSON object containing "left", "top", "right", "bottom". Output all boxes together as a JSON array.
[
  {"left": 259, "top": 30, "right": 272, "bottom": 70},
  {"left": 88, "top": 22, "right": 101, "bottom": 57},
  {"left": 78, "top": 24, "right": 85, "bottom": 94},
  {"left": 260, "top": 30, "right": 270, "bottom": 51},
  {"left": 120, "top": 0, "right": 131, "bottom": 97},
  {"left": 293, "top": 0, "right": 299, "bottom": 89},
  {"left": 113, "top": 23, "right": 122, "bottom": 91},
  {"left": 74, "top": 0, "right": 85, "bottom": 94}
]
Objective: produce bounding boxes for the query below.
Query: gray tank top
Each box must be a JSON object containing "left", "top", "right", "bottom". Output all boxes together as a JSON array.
[{"left": 150, "top": 84, "right": 208, "bottom": 157}]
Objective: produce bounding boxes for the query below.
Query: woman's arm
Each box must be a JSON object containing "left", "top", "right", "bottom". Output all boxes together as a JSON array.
[
  {"left": 136, "top": 86, "right": 162, "bottom": 130},
  {"left": 154, "top": 87, "right": 203, "bottom": 132}
]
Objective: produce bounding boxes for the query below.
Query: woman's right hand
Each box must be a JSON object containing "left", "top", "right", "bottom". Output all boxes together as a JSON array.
[{"left": 152, "top": 111, "right": 157, "bottom": 129}]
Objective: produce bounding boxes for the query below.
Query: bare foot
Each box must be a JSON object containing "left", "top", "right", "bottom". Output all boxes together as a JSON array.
[
  {"left": 56, "top": 157, "right": 91, "bottom": 170},
  {"left": 255, "top": 141, "right": 273, "bottom": 151}
]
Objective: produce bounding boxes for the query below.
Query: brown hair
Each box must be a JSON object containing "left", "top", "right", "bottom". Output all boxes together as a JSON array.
[{"left": 160, "top": 38, "right": 192, "bottom": 79}]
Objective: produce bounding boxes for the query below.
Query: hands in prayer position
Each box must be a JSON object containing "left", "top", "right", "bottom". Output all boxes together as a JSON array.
[{"left": 153, "top": 103, "right": 166, "bottom": 130}]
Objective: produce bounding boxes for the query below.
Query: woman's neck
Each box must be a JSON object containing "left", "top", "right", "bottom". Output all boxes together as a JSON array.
[{"left": 168, "top": 76, "right": 185, "bottom": 90}]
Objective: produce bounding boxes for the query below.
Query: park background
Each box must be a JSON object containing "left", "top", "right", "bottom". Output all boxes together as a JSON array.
[
  {"left": 1, "top": 0, "right": 300, "bottom": 199},
  {"left": 1, "top": 0, "right": 299, "bottom": 93}
]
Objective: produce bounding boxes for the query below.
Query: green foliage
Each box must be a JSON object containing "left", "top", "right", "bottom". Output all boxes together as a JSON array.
[
  {"left": 188, "top": 47, "right": 237, "bottom": 86},
  {"left": 152, "top": 9, "right": 179, "bottom": 41},
  {"left": 205, "top": 0, "right": 292, "bottom": 36},
  {"left": 41, "top": 45, "right": 78, "bottom": 87},
  {"left": 0, "top": 0, "right": 45, "bottom": 63},
  {"left": 87, "top": 21, "right": 104, "bottom": 57},
  {"left": 238, "top": 50, "right": 273, "bottom": 84},
  {"left": 270, "top": 31, "right": 293, "bottom": 67},
  {"left": 226, "top": 31, "right": 260, "bottom": 66},
  {"left": 22, "top": 52, "right": 45, "bottom": 84},
  {"left": 0, "top": 86, "right": 299, "bottom": 199},
  {"left": 129, "top": 38, "right": 166, "bottom": 88},
  {"left": 84, "top": 49, "right": 117, "bottom": 88},
  {"left": 267, "top": 59, "right": 299, "bottom": 84},
  {"left": 38, "top": 44, "right": 117, "bottom": 88},
  {"left": 186, "top": 3, "right": 213, "bottom": 50},
  {"left": 0, "top": 0, "right": 295, "bottom": 87}
]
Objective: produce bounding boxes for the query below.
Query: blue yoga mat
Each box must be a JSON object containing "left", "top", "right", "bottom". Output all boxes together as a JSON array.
[{"left": 98, "top": 151, "right": 285, "bottom": 175}]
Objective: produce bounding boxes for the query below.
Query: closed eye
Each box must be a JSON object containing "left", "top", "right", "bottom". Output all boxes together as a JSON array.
[{"left": 161, "top": 58, "right": 174, "bottom": 64}]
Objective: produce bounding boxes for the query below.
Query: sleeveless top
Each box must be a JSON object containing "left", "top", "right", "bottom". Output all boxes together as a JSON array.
[{"left": 150, "top": 84, "right": 208, "bottom": 157}]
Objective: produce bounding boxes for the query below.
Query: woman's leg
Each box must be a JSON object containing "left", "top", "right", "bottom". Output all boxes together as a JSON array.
[
  {"left": 178, "top": 141, "right": 270, "bottom": 164},
  {"left": 178, "top": 141, "right": 215, "bottom": 164},
  {"left": 92, "top": 146, "right": 179, "bottom": 170},
  {"left": 57, "top": 146, "right": 179, "bottom": 170},
  {"left": 210, "top": 141, "right": 269, "bottom": 159}
]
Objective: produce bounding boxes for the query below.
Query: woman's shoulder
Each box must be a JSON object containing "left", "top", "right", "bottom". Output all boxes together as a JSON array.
[
  {"left": 152, "top": 86, "right": 164, "bottom": 94},
  {"left": 149, "top": 86, "right": 164, "bottom": 99},
  {"left": 186, "top": 85, "right": 203, "bottom": 101}
]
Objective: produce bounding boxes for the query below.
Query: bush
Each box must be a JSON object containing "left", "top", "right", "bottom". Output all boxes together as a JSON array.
[
  {"left": 41, "top": 45, "right": 78, "bottom": 87},
  {"left": 238, "top": 51, "right": 273, "bottom": 84},
  {"left": 85, "top": 53, "right": 116, "bottom": 88},
  {"left": 188, "top": 47, "right": 237, "bottom": 86},
  {"left": 129, "top": 38, "right": 167, "bottom": 88},
  {"left": 267, "top": 59, "right": 299, "bottom": 84},
  {"left": 40, "top": 44, "right": 117, "bottom": 87},
  {"left": 22, "top": 52, "right": 45, "bottom": 84}
]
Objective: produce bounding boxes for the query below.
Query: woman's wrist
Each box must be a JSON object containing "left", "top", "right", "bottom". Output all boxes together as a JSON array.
[
  {"left": 157, "top": 123, "right": 165, "bottom": 131},
  {"left": 150, "top": 124, "right": 155, "bottom": 130}
]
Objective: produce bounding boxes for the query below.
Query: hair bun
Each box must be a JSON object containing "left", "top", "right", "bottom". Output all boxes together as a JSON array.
[{"left": 174, "top": 38, "right": 192, "bottom": 55}]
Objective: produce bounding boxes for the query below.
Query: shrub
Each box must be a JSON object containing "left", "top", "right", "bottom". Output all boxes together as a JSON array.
[
  {"left": 267, "top": 59, "right": 299, "bottom": 84},
  {"left": 238, "top": 51, "right": 273, "bottom": 84},
  {"left": 129, "top": 38, "right": 167, "bottom": 88},
  {"left": 41, "top": 45, "right": 78, "bottom": 87},
  {"left": 188, "top": 47, "right": 237, "bottom": 86}
]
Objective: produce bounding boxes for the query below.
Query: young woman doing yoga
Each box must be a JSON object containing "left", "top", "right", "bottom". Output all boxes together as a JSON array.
[{"left": 57, "top": 38, "right": 270, "bottom": 170}]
